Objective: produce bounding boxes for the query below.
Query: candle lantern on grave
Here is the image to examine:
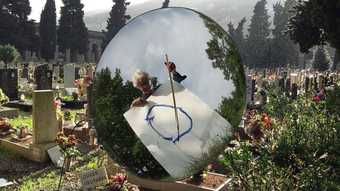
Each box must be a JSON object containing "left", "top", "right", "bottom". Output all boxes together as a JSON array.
[{"left": 93, "top": 8, "right": 246, "bottom": 180}]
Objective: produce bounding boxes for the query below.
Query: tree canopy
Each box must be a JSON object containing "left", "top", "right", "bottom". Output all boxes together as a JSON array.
[
  {"left": 58, "top": 0, "right": 88, "bottom": 62},
  {"left": 40, "top": 0, "right": 57, "bottom": 61},
  {"left": 103, "top": 0, "right": 130, "bottom": 49}
]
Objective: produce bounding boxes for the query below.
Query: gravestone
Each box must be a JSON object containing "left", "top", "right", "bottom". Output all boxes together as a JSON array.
[
  {"left": 21, "top": 63, "right": 29, "bottom": 79},
  {"left": 251, "top": 79, "right": 256, "bottom": 103},
  {"left": 305, "top": 77, "right": 310, "bottom": 94},
  {"left": 34, "top": 64, "right": 52, "bottom": 90},
  {"left": 313, "top": 77, "right": 318, "bottom": 91},
  {"left": 285, "top": 78, "right": 291, "bottom": 96},
  {"left": 245, "top": 75, "right": 252, "bottom": 105},
  {"left": 0, "top": 69, "right": 18, "bottom": 100},
  {"left": 64, "top": 64, "right": 75, "bottom": 88},
  {"left": 318, "top": 75, "right": 325, "bottom": 89},
  {"left": 47, "top": 145, "right": 64, "bottom": 167},
  {"left": 32, "top": 90, "right": 58, "bottom": 144},
  {"left": 278, "top": 77, "right": 285, "bottom": 92},
  {"left": 291, "top": 83, "right": 298, "bottom": 99}
]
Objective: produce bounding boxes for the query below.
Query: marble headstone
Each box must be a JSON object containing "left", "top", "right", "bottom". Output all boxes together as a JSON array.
[{"left": 64, "top": 63, "right": 75, "bottom": 88}]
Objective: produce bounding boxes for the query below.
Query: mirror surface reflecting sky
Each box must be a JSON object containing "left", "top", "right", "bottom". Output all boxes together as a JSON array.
[{"left": 97, "top": 7, "right": 239, "bottom": 110}]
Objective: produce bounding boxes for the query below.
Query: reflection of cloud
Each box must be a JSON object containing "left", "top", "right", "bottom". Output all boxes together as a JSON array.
[{"left": 97, "top": 8, "right": 235, "bottom": 110}]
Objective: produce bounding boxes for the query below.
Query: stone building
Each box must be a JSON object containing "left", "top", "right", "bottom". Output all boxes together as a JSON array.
[{"left": 24, "top": 24, "right": 104, "bottom": 64}]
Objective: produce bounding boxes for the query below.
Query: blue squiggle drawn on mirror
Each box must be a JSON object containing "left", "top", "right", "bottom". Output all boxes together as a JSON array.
[{"left": 145, "top": 104, "right": 193, "bottom": 143}]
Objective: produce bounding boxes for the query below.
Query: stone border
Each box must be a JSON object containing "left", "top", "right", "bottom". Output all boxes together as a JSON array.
[{"left": 128, "top": 172, "right": 232, "bottom": 191}]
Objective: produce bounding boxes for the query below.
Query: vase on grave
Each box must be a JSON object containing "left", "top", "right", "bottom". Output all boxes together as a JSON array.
[
  {"left": 18, "top": 126, "right": 29, "bottom": 139},
  {"left": 89, "top": 128, "right": 97, "bottom": 146}
]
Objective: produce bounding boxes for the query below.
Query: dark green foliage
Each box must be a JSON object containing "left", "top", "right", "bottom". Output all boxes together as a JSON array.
[
  {"left": 39, "top": 0, "right": 57, "bottom": 61},
  {"left": 0, "top": 44, "right": 20, "bottom": 68},
  {"left": 288, "top": 0, "right": 340, "bottom": 56},
  {"left": 247, "top": 0, "right": 271, "bottom": 68},
  {"left": 93, "top": 68, "right": 168, "bottom": 179},
  {"left": 58, "top": 0, "right": 88, "bottom": 62},
  {"left": 271, "top": 1, "right": 299, "bottom": 68},
  {"left": 0, "top": 0, "right": 39, "bottom": 54},
  {"left": 162, "top": 0, "right": 170, "bottom": 8},
  {"left": 201, "top": 14, "right": 246, "bottom": 129},
  {"left": 103, "top": 0, "right": 130, "bottom": 49},
  {"left": 313, "top": 46, "right": 330, "bottom": 72},
  {"left": 222, "top": 93, "right": 340, "bottom": 190},
  {"left": 325, "top": 85, "right": 340, "bottom": 118},
  {"left": 228, "top": 17, "right": 247, "bottom": 66}
]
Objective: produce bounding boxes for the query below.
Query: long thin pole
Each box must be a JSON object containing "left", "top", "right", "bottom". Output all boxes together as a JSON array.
[{"left": 165, "top": 54, "right": 180, "bottom": 142}]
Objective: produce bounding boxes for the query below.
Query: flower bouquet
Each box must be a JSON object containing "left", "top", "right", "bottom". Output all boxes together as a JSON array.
[
  {"left": 55, "top": 132, "right": 80, "bottom": 171},
  {"left": 106, "top": 173, "right": 139, "bottom": 191}
]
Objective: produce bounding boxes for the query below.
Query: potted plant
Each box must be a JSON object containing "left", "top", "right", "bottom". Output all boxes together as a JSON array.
[
  {"left": 55, "top": 132, "right": 80, "bottom": 171},
  {"left": 63, "top": 110, "right": 75, "bottom": 127}
]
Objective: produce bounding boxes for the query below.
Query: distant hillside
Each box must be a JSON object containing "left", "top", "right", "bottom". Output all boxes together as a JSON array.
[{"left": 85, "top": 0, "right": 282, "bottom": 32}]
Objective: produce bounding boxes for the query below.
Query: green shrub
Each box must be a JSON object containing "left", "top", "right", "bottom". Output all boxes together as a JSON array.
[
  {"left": 93, "top": 68, "right": 168, "bottom": 179},
  {"left": 221, "top": 93, "right": 340, "bottom": 190}
]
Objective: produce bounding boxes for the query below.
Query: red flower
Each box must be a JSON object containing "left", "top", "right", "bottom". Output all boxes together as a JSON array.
[
  {"left": 112, "top": 173, "right": 127, "bottom": 184},
  {"left": 53, "top": 99, "right": 61, "bottom": 108},
  {"left": 261, "top": 113, "right": 271, "bottom": 128},
  {"left": 313, "top": 95, "right": 320, "bottom": 102}
]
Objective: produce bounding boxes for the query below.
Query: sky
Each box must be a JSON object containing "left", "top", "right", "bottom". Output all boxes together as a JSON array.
[
  {"left": 28, "top": 0, "right": 151, "bottom": 21},
  {"left": 97, "top": 8, "right": 236, "bottom": 110}
]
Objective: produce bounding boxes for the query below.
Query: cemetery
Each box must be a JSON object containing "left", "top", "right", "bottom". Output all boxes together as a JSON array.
[{"left": 0, "top": 0, "right": 340, "bottom": 191}]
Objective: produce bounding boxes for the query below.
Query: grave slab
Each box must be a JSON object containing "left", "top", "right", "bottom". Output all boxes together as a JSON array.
[{"left": 0, "top": 107, "right": 19, "bottom": 118}]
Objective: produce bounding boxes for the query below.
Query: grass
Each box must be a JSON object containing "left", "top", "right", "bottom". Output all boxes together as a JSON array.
[
  {"left": 17, "top": 171, "right": 59, "bottom": 191},
  {"left": 6, "top": 109, "right": 85, "bottom": 131},
  {"left": 8, "top": 111, "right": 32, "bottom": 130},
  {"left": 1, "top": 150, "right": 104, "bottom": 191}
]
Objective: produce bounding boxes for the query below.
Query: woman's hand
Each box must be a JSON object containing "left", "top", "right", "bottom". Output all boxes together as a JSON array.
[
  {"left": 165, "top": 62, "right": 176, "bottom": 73},
  {"left": 130, "top": 97, "right": 148, "bottom": 108}
]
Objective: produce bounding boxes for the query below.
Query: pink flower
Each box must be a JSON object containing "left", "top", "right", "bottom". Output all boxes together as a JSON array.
[{"left": 313, "top": 95, "right": 320, "bottom": 102}]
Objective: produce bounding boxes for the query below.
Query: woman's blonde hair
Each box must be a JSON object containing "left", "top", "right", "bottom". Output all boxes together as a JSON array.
[{"left": 132, "top": 70, "right": 149, "bottom": 87}]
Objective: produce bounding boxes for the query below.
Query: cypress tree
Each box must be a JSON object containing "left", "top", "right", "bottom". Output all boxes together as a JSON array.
[
  {"left": 247, "top": 0, "right": 270, "bottom": 68},
  {"left": 228, "top": 18, "right": 247, "bottom": 66},
  {"left": 103, "top": 0, "right": 130, "bottom": 49},
  {"left": 0, "top": 0, "right": 39, "bottom": 54},
  {"left": 58, "top": 0, "right": 88, "bottom": 62},
  {"left": 40, "top": 0, "right": 57, "bottom": 61},
  {"left": 271, "top": 2, "right": 299, "bottom": 68},
  {"left": 288, "top": 0, "right": 340, "bottom": 70}
]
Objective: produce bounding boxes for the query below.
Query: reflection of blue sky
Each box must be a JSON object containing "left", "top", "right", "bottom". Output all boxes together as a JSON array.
[{"left": 97, "top": 8, "right": 235, "bottom": 110}]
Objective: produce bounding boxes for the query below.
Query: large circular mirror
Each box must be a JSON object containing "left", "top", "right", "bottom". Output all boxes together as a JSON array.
[{"left": 94, "top": 7, "right": 246, "bottom": 180}]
